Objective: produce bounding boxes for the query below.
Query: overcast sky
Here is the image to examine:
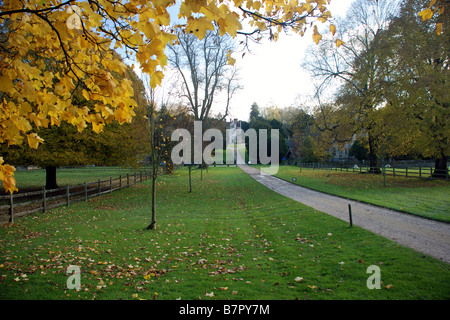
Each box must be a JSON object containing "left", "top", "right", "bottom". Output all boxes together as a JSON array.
[{"left": 228, "top": 0, "right": 354, "bottom": 122}]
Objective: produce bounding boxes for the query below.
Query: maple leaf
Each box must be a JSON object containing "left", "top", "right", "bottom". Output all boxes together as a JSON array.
[
  {"left": 330, "top": 24, "right": 336, "bottom": 36},
  {"left": 26, "top": 133, "right": 44, "bottom": 149},
  {"left": 336, "top": 39, "right": 345, "bottom": 48},
  {"left": 226, "top": 51, "right": 236, "bottom": 66},
  {"left": 141, "top": 21, "right": 161, "bottom": 40},
  {"left": 186, "top": 17, "right": 215, "bottom": 40},
  {"left": 150, "top": 71, "right": 165, "bottom": 88},
  {"left": 312, "top": 25, "right": 322, "bottom": 45},
  {"left": 418, "top": 8, "right": 434, "bottom": 21},
  {"left": 217, "top": 12, "right": 242, "bottom": 37}
]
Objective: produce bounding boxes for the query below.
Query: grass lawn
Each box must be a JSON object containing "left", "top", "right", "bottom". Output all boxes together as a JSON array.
[
  {"left": 9, "top": 166, "right": 148, "bottom": 191},
  {"left": 0, "top": 167, "right": 449, "bottom": 300},
  {"left": 272, "top": 166, "right": 450, "bottom": 223}
]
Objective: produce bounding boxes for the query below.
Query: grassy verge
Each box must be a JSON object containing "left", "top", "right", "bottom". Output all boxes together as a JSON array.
[
  {"left": 272, "top": 166, "right": 450, "bottom": 223},
  {"left": 10, "top": 166, "right": 148, "bottom": 191},
  {"left": 0, "top": 167, "right": 449, "bottom": 300}
]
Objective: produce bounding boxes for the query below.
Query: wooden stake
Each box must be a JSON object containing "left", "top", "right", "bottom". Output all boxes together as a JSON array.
[{"left": 348, "top": 204, "right": 353, "bottom": 227}]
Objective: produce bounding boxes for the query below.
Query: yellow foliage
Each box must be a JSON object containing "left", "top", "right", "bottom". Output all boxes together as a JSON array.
[
  {"left": 336, "top": 39, "right": 345, "bottom": 48},
  {"left": 312, "top": 25, "right": 322, "bottom": 45},
  {"left": 419, "top": 0, "right": 446, "bottom": 35}
]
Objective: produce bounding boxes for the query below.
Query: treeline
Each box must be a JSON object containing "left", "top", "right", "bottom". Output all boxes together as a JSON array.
[{"left": 293, "top": 0, "right": 448, "bottom": 176}]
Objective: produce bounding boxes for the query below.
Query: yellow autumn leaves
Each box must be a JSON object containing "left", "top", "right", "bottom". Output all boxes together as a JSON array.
[
  {"left": 0, "top": 157, "right": 17, "bottom": 193},
  {"left": 419, "top": 0, "right": 445, "bottom": 35}
]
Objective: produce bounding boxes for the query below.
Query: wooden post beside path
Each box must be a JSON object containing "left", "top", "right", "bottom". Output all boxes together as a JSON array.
[{"left": 348, "top": 204, "right": 353, "bottom": 227}]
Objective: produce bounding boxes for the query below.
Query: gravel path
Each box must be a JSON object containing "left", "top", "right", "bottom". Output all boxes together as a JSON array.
[{"left": 239, "top": 165, "right": 450, "bottom": 264}]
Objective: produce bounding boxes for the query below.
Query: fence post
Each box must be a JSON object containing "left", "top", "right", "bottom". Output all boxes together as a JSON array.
[
  {"left": 119, "top": 175, "right": 122, "bottom": 189},
  {"left": 98, "top": 179, "right": 101, "bottom": 196},
  {"left": 393, "top": 167, "right": 395, "bottom": 177},
  {"left": 140, "top": 171, "right": 142, "bottom": 182},
  {"left": 43, "top": 187, "right": 47, "bottom": 212},
  {"left": 419, "top": 167, "right": 422, "bottom": 179},
  {"left": 110, "top": 177, "right": 112, "bottom": 192},
  {"left": 66, "top": 184, "right": 70, "bottom": 206},
  {"left": 127, "top": 174, "right": 129, "bottom": 187},
  {"left": 9, "top": 191, "right": 14, "bottom": 223},
  {"left": 84, "top": 181, "right": 88, "bottom": 201}
]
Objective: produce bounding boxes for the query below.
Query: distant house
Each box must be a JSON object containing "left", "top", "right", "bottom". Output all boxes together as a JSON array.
[
  {"left": 330, "top": 135, "right": 357, "bottom": 161},
  {"left": 284, "top": 137, "right": 296, "bottom": 164},
  {"left": 227, "top": 118, "right": 242, "bottom": 145}
]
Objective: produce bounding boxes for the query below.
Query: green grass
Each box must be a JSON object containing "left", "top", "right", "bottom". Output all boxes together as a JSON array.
[
  {"left": 0, "top": 167, "right": 449, "bottom": 300},
  {"left": 272, "top": 166, "right": 450, "bottom": 223},
  {"left": 10, "top": 166, "right": 147, "bottom": 191},
  {"left": 213, "top": 144, "right": 248, "bottom": 165}
]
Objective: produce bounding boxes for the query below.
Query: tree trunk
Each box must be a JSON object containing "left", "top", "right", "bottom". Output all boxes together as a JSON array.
[
  {"left": 433, "top": 153, "right": 448, "bottom": 179},
  {"left": 367, "top": 135, "right": 381, "bottom": 174},
  {"left": 147, "top": 165, "right": 157, "bottom": 230},
  {"left": 146, "top": 99, "right": 157, "bottom": 231},
  {"left": 45, "top": 166, "right": 58, "bottom": 189}
]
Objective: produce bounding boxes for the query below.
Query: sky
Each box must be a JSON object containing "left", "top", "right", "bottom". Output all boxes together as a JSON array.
[
  {"left": 130, "top": 0, "right": 354, "bottom": 122},
  {"left": 227, "top": 0, "right": 354, "bottom": 122}
]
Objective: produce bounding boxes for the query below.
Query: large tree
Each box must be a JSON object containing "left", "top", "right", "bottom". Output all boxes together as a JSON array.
[
  {"left": 303, "top": 0, "right": 400, "bottom": 171},
  {"left": 1, "top": 64, "right": 151, "bottom": 189},
  {"left": 377, "top": 0, "right": 449, "bottom": 176},
  {"left": 167, "top": 28, "right": 240, "bottom": 122}
]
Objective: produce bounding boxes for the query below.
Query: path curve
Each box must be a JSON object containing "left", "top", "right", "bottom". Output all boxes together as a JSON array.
[{"left": 239, "top": 165, "right": 450, "bottom": 264}]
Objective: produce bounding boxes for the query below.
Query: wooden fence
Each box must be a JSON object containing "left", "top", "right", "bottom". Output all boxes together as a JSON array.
[
  {"left": 0, "top": 171, "right": 151, "bottom": 225},
  {"left": 298, "top": 163, "right": 449, "bottom": 181}
]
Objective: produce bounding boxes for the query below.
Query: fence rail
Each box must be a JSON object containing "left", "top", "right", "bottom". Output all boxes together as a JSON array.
[
  {"left": 0, "top": 171, "right": 151, "bottom": 225},
  {"left": 298, "top": 163, "right": 449, "bottom": 181}
]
